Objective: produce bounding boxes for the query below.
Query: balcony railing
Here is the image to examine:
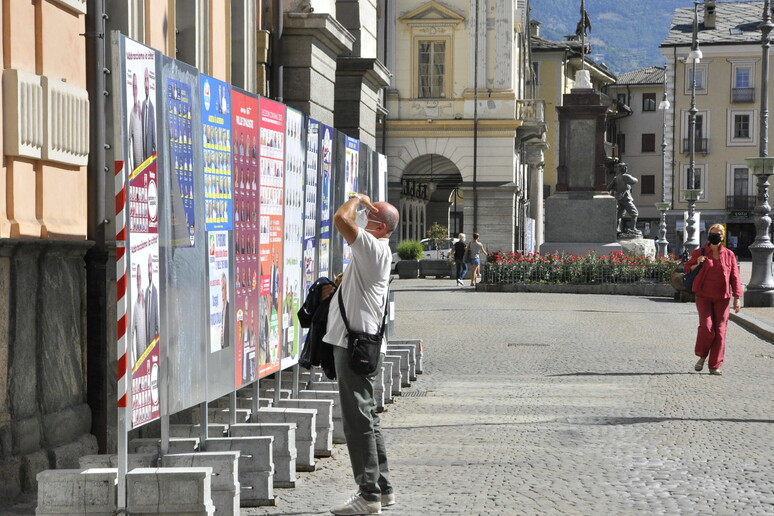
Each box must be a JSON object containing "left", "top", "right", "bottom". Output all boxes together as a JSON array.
[
  {"left": 732, "top": 87, "right": 755, "bottom": 103},
  {"left": 517, "top": 99, "right": 545, "bottom": 125},
  {"left": 726, "top": 195, "right": 757, "bottom": 211},
  {"left": 681, "top": 138, "right": 709, "bottom": 154}
]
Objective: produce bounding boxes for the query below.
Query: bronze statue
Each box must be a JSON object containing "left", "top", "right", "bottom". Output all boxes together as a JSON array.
[{"left": 607, "top": 162, "right": 641, "bottom": 236}]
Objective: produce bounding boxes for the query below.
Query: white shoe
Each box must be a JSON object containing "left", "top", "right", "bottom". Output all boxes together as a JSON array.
[
  {"left": 456, "top": 279, "right": 462, "bottom": 286},
  {"left": 330, "top": 492, "right": 382, "bottom": 515},
  {"left": 381, "top": 492, "right": 396, "bottom": 507}
]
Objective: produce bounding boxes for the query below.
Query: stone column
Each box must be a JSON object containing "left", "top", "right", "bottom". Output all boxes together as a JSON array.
[{"left": 282, "top": 12, "right": 355, "bottom": 127}]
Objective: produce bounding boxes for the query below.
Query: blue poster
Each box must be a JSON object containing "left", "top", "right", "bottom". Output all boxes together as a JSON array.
[
  {"left": 201, "top": 75, "right": 233, "bottom": 231},
  {"left": 167, "top": 78, "right": 196, "bottom": 246},
  {"left": 319, "top": 124, "right": 334, "bottom": 279}
]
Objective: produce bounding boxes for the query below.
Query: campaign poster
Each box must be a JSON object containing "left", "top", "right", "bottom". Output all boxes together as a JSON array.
[
  {"left": 342, "top": 136, "right": 360, "bottom": 269},
  {"left": 319, "top": 124, "right": 334, "bottom": 279},
  {"left": 303, "top": 119, "right": 320, "bottom": 294},
  {"left": 201, "top": 75, "right": 233, "bottom": 231},
  {"left": 166, "top": 77, "right": 196, "bottom": 246},
  {"left": 208, "top": 231, "right": 230, "bottom": 352},
  {"left": 124, "top": 38, "right": 161, "bottom": 428},
  {"left": 376, "top": 153, "right": 388, "bottom": 202},
  {"left": 281, "top": 108, "right": 305, "bottom": 369},
  {"left": 232, "top": 89, "right": 260, "bottom": 387},
  {"left": 258, "top": 97, "right": 285, "bottom": 378}
]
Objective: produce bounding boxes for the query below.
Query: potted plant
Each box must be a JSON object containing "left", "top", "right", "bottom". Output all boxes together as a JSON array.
[{"left": 396, "top": 239, "right": 423, "bottom": 279}]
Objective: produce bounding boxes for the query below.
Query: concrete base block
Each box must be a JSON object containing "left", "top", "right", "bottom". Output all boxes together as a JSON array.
[
  {"left": 387, "top": 349, "right": 411, "bottom": 387},
  {"left": 275, "top": 398, "right": 334, "bottom": 457},
  {"left": 36, "top": 468, "right": 116, "bottom": 515},
  {"left": 380, "top": 361, "right": 394, "bottom": 404},
  {"left": 213, "top": 397, "right": 272, "bottom": 410},
  {"left": 307, "top": 381, "right": 338, "bottom": 391},
  {"left": 163, "top": 452, "right": 240, "bottom": 516},
  {"left": 50, "top": 434, "right": 99, "bottom": 469},
  {"left": 388, "top": 338, "right": 424, "bottom": 374},
  {"left": 203, "top": 437, "right": 274, "bottom": 506},
  {"left": 229, "top": 424, "right": 297, "bottom": 487},
  {"left": 126, "top": 467, "right": 215, "bottom": 515},
  {"left": 296, "top": 390, "right": 343, "bottom": 444},
  {"left": 387, "top": 344, "right": 417, "bottom": 381},
  {"left": 169, "top": 424, "right": 229, "bottom": 439},
  {"left": 382, "top": 356, "right": 402, "bottom": 396},
  {"left": 79, "top": 454, "right": 157, "bottom": 470},
  {"left": 259, "top": 388, "right": 292, "bottom": 400},
  {"left": 211, "top": 489, "right": 240, "bottom": 516},
  {"left": 191, "top": 407, "right": 252, "bottom": 425},
  {"left": 251, "top": 408, "right": 316, "bottom": 471}
]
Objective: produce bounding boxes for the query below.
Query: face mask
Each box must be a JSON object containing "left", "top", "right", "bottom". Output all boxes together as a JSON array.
[
  {"left": 355, "top": 207, "right": 369, "bottom": 229},
  {"left": 708, "top": 233, "right": 722, "bottom": 245}
]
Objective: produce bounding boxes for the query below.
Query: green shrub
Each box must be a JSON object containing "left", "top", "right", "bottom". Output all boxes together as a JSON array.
[
  {"left": 397, "top": 239, "right": 423, "bottom": 260},
  {"left": 426, "top": 222, "right": 448, "bottom": 250}
]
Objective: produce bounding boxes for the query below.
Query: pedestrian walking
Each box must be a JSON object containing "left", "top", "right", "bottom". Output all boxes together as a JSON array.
[
  {"left": 467, "top": 232, "right": 487, "bottom": 286},
  {"left": 684, "top": 223, "right": 742, "bottom": 376},
  {"left": 322, "top": 192, "right": 399, "bottom": 515},
  {"left": 452, "top": 233, "right": 468, "bottom": 286}
]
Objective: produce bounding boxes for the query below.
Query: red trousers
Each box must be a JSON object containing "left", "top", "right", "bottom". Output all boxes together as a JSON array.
[{"left": 694, "top": 295, "right": 730, "bottom": 370}]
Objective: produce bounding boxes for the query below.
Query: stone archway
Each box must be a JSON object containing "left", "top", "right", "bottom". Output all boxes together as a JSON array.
[{"left": 397, "top": 154, "right": 463, "bottom": 241}]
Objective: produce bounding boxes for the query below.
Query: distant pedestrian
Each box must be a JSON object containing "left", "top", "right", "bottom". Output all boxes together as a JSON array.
[
  {"left": 452, "top": 233, "right": 468, "bottom": 286},
  {"left": 467, "top": 232, "right": 487, "bottom": 286},
  {"left": 684, "top": 223, "right": 742, "bottom": 376}
]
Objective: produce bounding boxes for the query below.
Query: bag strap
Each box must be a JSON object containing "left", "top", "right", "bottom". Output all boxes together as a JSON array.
[{"left": 337, "top": 280, "right": 391, "bottom": 338}]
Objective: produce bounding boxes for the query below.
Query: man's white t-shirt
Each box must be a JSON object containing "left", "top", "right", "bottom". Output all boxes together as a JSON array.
[{"left": 323, "top": 228, "right": 391, "bottom": 353}]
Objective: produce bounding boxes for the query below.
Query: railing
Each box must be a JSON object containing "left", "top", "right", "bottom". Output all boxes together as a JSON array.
[
  {"left": 482, "top": 262, "right": 674, "bottom": 285},
  {"left": 681, "top": 138, "right": 709, "bottom": 154},
  {"left": 517, "top": 99, "right": 545, "bottom": 125},
  {"left": 732, "top": 87, "right": 755, "bottom": 103},
  {"left": 726, "top": 195, "right": 757, "bottom": 211}
]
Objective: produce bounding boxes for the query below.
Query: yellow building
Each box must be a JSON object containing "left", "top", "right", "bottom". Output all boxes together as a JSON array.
[
  {"left": 661, "top": 1, "right": 764, "bottom": 256},
  {"left": 382, "top": 1, "right": 546, "bottom": 252},
  {"left": 605, "top": 66, "right": 669, "bottom": 238}
]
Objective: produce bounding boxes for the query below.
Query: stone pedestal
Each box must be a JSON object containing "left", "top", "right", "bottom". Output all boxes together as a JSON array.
[
  {"left": 540, "top": 193, "right": 621, "bottom": 256},
  {"left": 618, "top": 237, "right": 656, "bottom": 259}
]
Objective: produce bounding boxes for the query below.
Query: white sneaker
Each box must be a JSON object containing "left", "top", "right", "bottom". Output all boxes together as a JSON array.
[
  {"left": 381, "top": 492, "right": 396, "bottom": 507},
  {"left": 330, "top": 492, "right": 382, "bottom": 515}
]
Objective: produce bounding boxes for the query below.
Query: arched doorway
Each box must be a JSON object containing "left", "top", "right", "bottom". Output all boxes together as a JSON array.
[{"left": 398, "top": 154, "right": 463, "bottom": 240}]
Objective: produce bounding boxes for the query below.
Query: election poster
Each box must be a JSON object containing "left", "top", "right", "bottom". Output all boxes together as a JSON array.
[
  {"left": 303, "top": 118, "right": 320, "bottom": 294},
  {"left": 257, "top": 97, "right": 285, "bottom": 378},
  {"left": 318, "top": 124, "right": 334, "bottom": 279},
  {"left": 166, "top": 77, "right": 196, "bottom": 247},
  {"left": 232, "top": 89, "right": 260, "bottom": 387},
  {"left": 342, "top": 136, "right": 360, "bottom": 269},
  {"left": 208, "top": 231, "right": 231, "bottom": 352},
  {"left": 201, "top": 75, "right": 233, "bottom": 231},
  {"left": 123, "top": 38, "right": 161, "bottom": 429},
  {"left": 281, "top": 108, "right": 305, "bottom": 369}
]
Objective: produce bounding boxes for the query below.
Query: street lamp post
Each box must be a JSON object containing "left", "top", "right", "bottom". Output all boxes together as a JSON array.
[
  {"left": 744, "top": 0, "right": 774, "bottom": 307},
  {"left": 656, "top": 75, "right": 671, "bottom": 257},
  {"left": 683, "top": 1, "right": 704, "bottom": 255}
]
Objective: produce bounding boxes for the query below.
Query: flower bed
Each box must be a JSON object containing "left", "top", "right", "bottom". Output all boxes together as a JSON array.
[{"left": 482, "top": 251, "right": 680, "bottom": 285}]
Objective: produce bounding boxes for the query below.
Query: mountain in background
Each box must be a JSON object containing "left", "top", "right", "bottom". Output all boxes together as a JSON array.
[{"left": 530, "top": 0, "right": 697, "bottom": 74}]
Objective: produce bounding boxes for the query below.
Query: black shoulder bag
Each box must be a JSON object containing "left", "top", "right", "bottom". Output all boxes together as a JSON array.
[
  {"left": 337, "top": 287, "right": 389, "bottom": 375},
  {"left": 682, "top": 247, "right": 705, "bottom": 292}
]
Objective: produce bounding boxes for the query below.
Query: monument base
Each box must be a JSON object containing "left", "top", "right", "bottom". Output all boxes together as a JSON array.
[
  {"left": 541, "top": 193, "right": 619, "bottom": 256},
  {"left": 539, "top": 241, "right": 622, "bottom": 256},
  {"left": 618, "top": 237, "right": 656, "bottom": 259}
]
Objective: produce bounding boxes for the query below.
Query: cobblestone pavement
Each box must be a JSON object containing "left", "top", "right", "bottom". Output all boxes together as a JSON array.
[{"left": 246, "top": 279, "right": 774, "bottom": 515}]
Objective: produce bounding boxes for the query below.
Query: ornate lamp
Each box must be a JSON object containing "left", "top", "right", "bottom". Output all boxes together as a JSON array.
[{"left": 656, "top": 82, "right": 671, "bottom": 257}]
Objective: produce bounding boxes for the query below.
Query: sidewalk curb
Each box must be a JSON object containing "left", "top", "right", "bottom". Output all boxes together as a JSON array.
[{"left": 730, "top": 312, "right": 774, "bottom": 343}]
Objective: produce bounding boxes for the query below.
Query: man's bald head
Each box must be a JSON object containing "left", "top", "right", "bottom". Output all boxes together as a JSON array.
[{"left": 372, "top": 202, "right": 399, "bottom": 236}]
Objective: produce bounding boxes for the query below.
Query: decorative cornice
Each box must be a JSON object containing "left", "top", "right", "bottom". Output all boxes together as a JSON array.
[{"left": 385, "top": 119, "right": 522, "bottom": 138}]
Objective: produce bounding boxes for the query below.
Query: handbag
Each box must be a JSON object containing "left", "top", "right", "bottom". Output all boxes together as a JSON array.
[
  {"left": 337, "top": 285, "right": 390, "bottom": 375},
  {"left": 463, "top": 247, "right": 473, "bottom": 264},
  {"left": 681, "top": 248, "right": 705, "bottom": 292}
]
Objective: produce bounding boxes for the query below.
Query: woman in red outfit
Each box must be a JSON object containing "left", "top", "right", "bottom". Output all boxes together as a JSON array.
[{"left": 684, "top": 224, "right": 743, "bottom": 376}]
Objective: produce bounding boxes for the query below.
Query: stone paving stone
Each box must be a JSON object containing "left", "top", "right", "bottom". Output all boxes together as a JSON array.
[{"left": 242, "top": 282, "right": 774, "bottom": 515}]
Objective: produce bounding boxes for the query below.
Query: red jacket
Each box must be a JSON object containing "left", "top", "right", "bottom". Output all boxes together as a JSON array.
[{"left": 684, "top": 245, "right": 743, "bottom": 299}]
